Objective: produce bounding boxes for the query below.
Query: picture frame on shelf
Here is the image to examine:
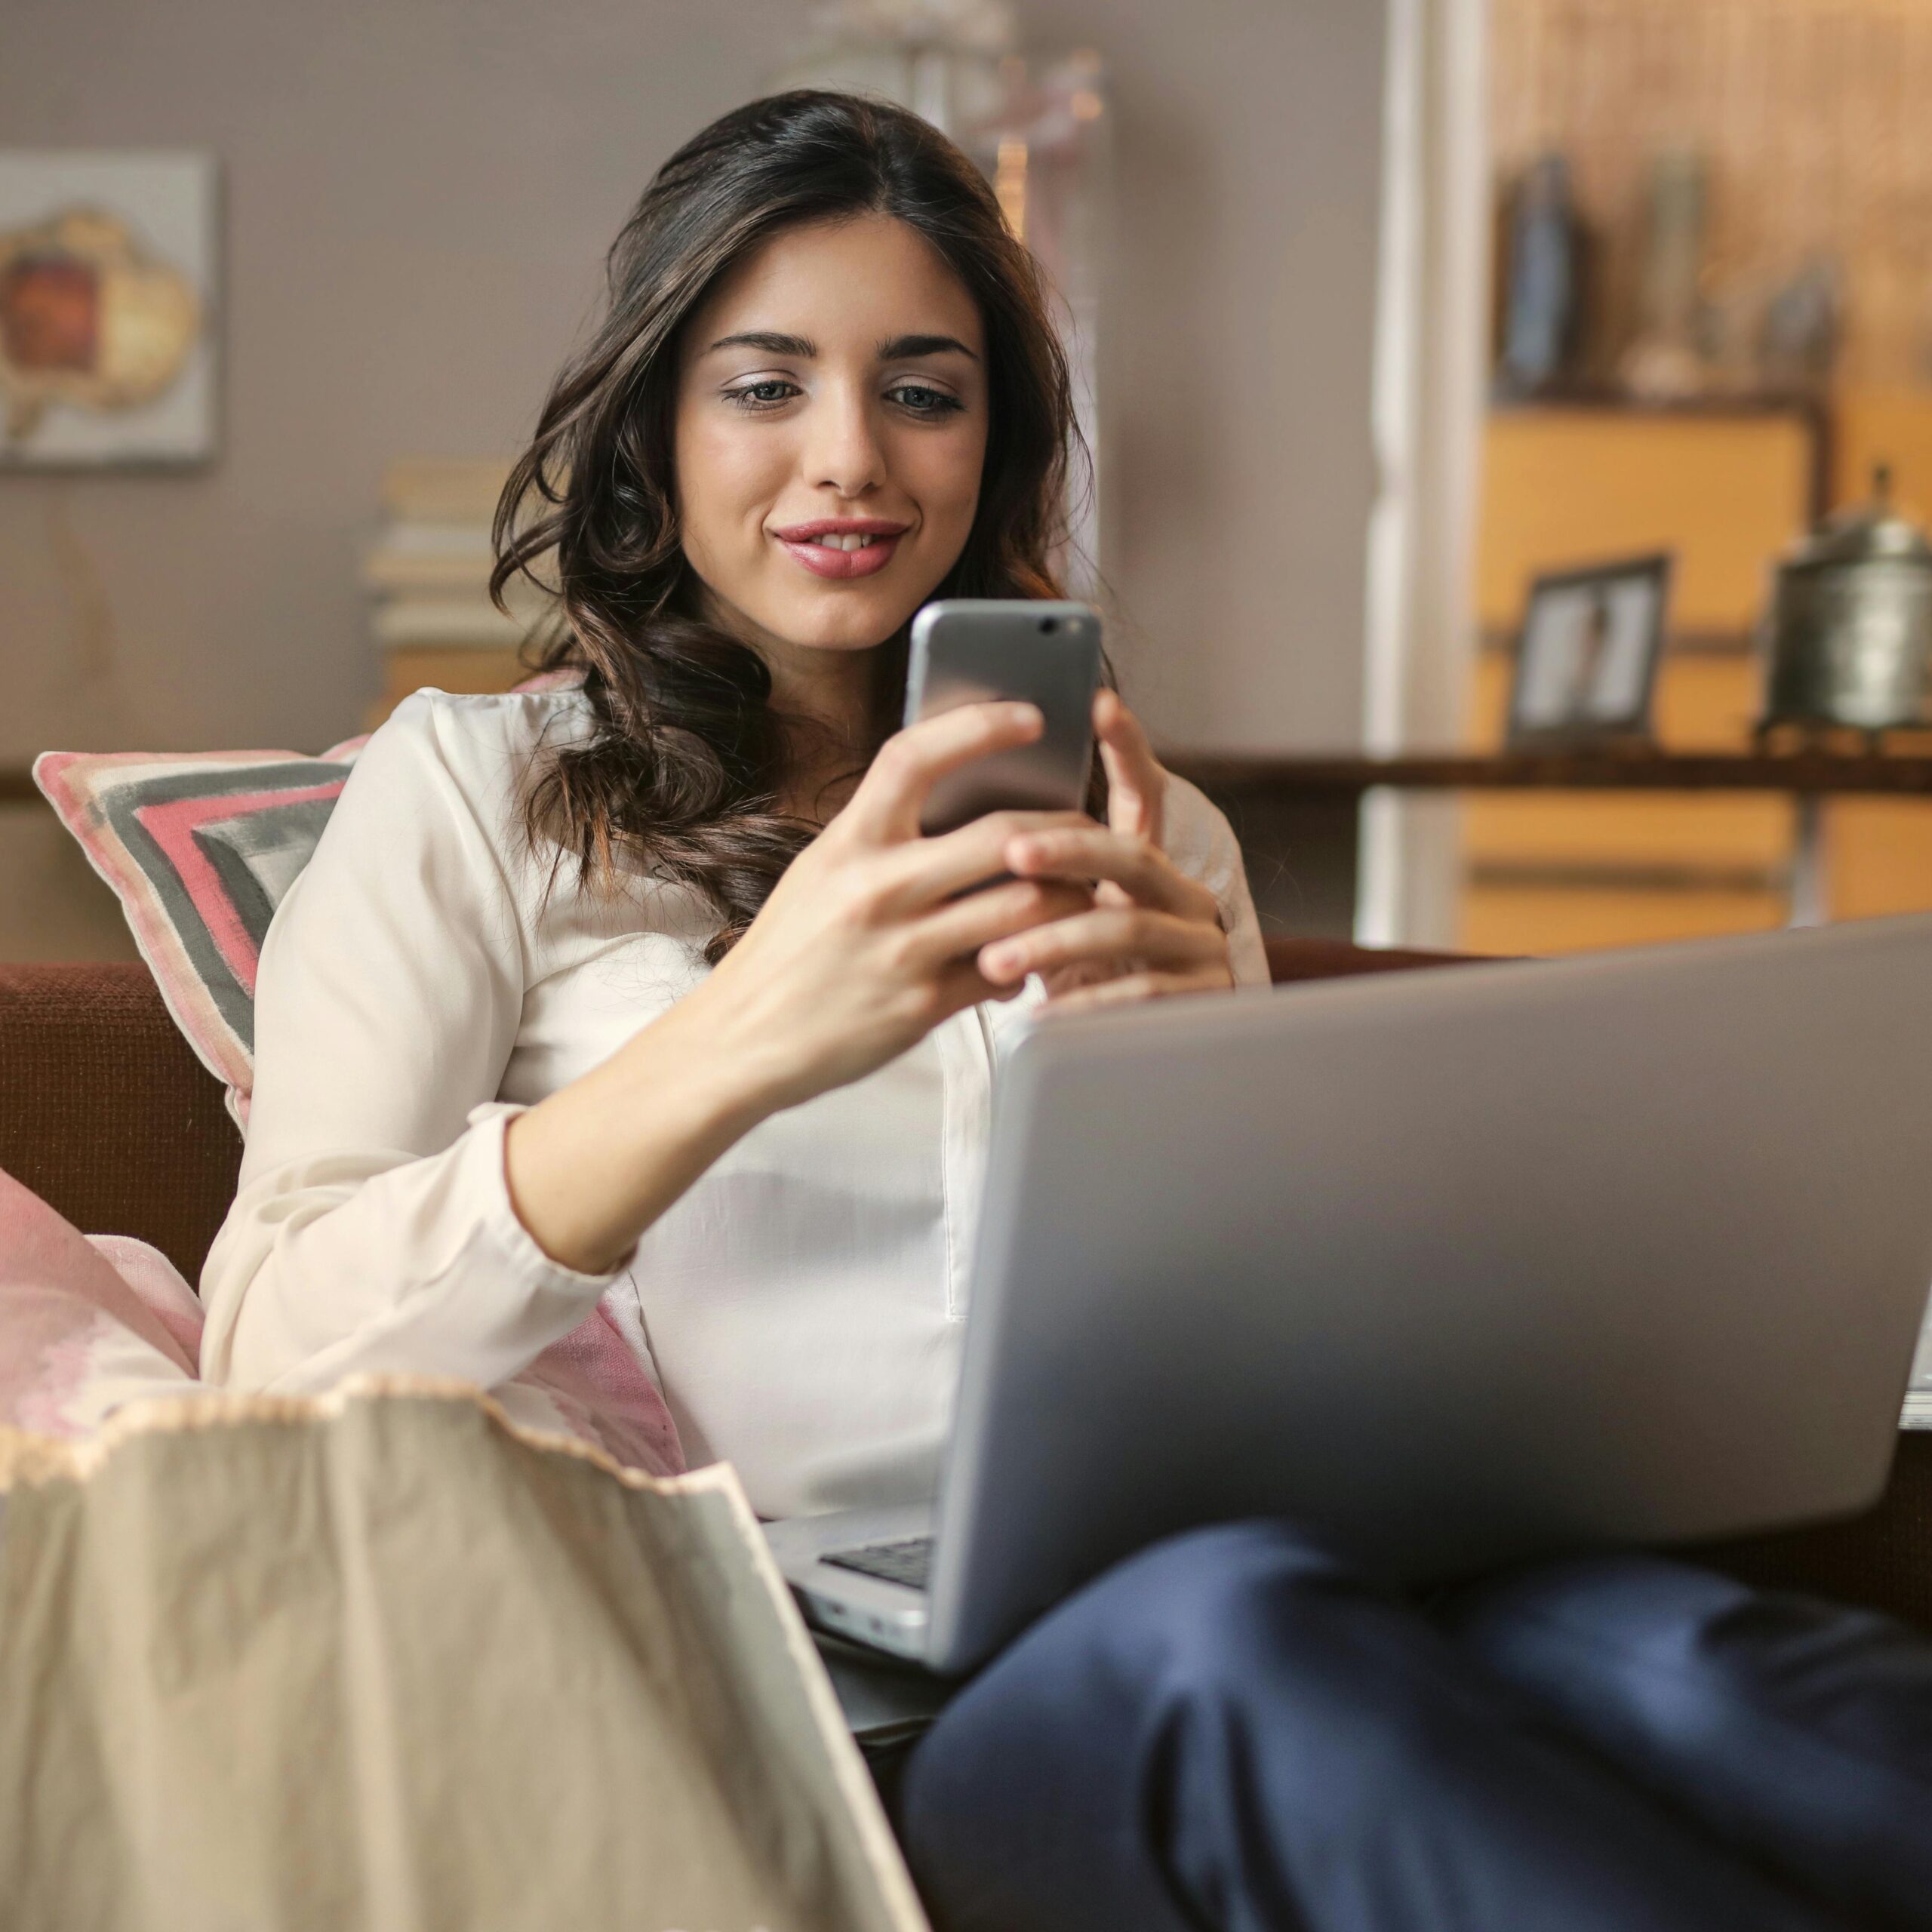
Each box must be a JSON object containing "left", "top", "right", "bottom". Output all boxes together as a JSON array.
[{"left": 1506, "top": 553, "right": 1673, "bottom": 749}]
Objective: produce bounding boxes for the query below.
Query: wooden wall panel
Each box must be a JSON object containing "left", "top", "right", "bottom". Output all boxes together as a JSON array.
[
  {"left": 1832, "top": 386, "right": 1932, "bottom": 513},
  {"left": 1826, "top": 801, "right": 1932, "bottom": 918},
  {"left": 1476, "top": 409, "right": 1812, "bottom": 633},
  {"left": 1493, "top": 0, "right": 1932, "bottom": 389},
  {"left": 1460, "top": 881, "right": 1786, "bottom": 954}
]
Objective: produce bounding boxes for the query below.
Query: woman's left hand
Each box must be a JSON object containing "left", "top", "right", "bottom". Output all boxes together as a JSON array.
[{"left": 976, "top": 690, "right": 1235, "bottom": 1013}]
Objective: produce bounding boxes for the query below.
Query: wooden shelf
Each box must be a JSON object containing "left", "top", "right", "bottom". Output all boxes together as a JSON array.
[{"left": 1168, "top": 751, "right": 1932, "bottom": 799}]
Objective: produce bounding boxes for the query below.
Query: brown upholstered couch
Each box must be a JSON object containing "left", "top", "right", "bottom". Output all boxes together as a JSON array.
[{"left": 2, "top": 940, "right": 1925, "bottom": 1629}]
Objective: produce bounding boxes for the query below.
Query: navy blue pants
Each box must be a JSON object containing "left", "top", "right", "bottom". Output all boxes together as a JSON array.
[{"left": 897, "top": 1523, "right": 1932, "bottom": 1932}]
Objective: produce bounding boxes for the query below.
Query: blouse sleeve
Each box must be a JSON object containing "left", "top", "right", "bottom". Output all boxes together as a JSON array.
[
  {"left": 1161, "top": 774, "right": 1272, "bottom": 988},
  {"left": 197, "top": 693, "right": 625, "bottom": 1395}
]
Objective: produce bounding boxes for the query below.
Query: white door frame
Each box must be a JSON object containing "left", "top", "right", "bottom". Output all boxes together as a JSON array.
[{"left": 1356, "top": 0, "right": 1492, "bottom": 948}]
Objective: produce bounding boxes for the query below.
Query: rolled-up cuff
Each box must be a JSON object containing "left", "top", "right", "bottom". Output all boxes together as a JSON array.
[{"left": 468, "top": 1102, "right": 638, "bottom": 1290}]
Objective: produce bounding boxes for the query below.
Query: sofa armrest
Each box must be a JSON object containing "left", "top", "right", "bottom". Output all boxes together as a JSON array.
[
  {"left": 1263, "top": 937, "right": 1489, "bottom": 984},
  {"left": 0, "top": 964, "right": 241, "bottom": 1284}
]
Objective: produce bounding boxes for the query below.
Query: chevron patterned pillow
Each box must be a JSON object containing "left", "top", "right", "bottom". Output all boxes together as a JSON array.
[{"left": 33, "top": 737, "right": 368, "bottom": 1126}]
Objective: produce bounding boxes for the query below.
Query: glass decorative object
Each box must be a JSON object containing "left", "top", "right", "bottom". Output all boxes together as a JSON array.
[{"left": 1497, "top": 152, "right": 1586, "bottom": 400}]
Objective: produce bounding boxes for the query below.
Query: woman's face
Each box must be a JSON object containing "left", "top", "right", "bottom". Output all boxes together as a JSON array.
[{"left": 673, "top": 212, "right": 989, "bottom": 661}]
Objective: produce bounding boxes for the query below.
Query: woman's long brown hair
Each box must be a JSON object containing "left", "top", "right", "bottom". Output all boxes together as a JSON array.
[{"left": 492, "top": 89, "right": 1088, "bottom": 961}]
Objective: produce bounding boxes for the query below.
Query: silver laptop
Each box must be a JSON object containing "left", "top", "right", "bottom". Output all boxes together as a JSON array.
[{"left": 766, "top": 914, "right": 1932, "bottom": 1676}]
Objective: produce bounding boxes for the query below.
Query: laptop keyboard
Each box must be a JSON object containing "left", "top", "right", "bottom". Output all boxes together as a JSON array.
[{"left": 822, "top": 1536, "right": 934, "bottom": 1592}]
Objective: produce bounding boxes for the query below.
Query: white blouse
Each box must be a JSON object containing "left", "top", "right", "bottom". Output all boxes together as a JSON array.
[{"left": 198, "top": 687, "right": 1269, "bottom": 1518}]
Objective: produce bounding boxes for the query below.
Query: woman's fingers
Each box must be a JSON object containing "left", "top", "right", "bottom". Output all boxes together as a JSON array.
[
  {"left": 1002, "top": 823, "right": 1219, "bottom": 921},
  {"left": 977, "top": 904, "right": 1227, "bottom": 986},
  {"left": 907, "top": 877, "right": 1094, "bottom": 968},
  {"left": 931, "top": 954, "right": 1015, "bottom": 1015},
  {"left": 873, "top": 808, "right": 1098, "bottom": 910},
  {"left": 1040, "top": 969, "right": 1232, "bottom": 1016},
  {"left": 1094, "top": 690, "right": 1166, "bottom": 846},
  {"left": 841, "top": 702, "right": 1044, "bottom": 844}
]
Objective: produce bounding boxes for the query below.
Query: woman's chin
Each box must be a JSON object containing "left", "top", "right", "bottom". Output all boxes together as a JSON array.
[
  {"left": 758, "top": 590, "right": 926, "bottom": 656},
  {"left": 779, "top": 624, "right": 900, "bottom": 657}
]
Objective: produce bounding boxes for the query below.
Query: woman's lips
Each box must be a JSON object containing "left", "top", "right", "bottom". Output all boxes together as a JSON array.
[
  {"left": 771, "top": 519, "right": 909, "bottom": 581},
  {"left": 779, "top": 533, "right": 903, "bottom": 579}
]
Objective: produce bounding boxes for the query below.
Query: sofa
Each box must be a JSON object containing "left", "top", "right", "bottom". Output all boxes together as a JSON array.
[{"left": 2, "top": 939, "right": 1925, "bottom": 1630}]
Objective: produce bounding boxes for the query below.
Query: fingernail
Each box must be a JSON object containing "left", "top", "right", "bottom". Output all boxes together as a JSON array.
[
  {"left": 1008, "top": 838, "right": 1043, "bottom": 868},
  {"left": 983, "top": 943, "right": 1021, "bottom": 977}
]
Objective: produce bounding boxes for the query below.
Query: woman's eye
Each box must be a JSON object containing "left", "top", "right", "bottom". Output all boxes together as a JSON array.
[
  {"left": 888, "top": 383, "right": 964, "bottom": 416},
  {"left": 728, "top": 380, "right": 800, "bottom": 409}
]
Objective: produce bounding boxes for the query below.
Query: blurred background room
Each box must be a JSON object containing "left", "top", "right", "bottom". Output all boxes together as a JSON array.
[{"left": 7, "top": 0, "right": 1932, "bottom": 964}]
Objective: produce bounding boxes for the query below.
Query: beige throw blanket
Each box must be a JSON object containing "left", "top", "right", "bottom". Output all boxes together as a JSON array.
[{"left": 0, "top": 1380, "right": 928, "bottom": 1932}]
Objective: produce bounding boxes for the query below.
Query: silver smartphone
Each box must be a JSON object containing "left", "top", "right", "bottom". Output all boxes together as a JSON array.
[{"left": 903, "top": 599, "right": 1104, "bottom": 837}]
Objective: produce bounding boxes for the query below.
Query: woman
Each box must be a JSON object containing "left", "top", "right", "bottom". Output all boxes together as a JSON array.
[{"left": 202, "top": 92, "right": 1930, "bottom": 1932}]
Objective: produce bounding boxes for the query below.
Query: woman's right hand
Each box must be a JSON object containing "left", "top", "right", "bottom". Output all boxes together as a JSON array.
[
  {"left": 506, "top": 701, "right": 1092, "bottom": 1274},
  {"left": 678, "top": 700, "right": 1096, "bottom": 1115}
]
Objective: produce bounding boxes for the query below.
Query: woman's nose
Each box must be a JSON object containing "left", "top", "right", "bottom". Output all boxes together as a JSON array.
[{"left": 804, "top": 387, "right": 886, "bottom": 498}]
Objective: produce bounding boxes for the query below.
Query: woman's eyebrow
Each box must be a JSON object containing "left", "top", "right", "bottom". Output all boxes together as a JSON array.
[
  {"left": 703, "top": 329, "right": 980, "bottom": 361},
  {"left": 707, "top": 331, "right": 817, "bottom": 357},
  {"left": 878, "top": 332, "right": 980, "bottom": 362}
]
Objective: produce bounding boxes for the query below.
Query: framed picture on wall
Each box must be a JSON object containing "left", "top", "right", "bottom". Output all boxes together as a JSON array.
[
  {"left": 1506, "top": 553, "right": 1673, "bottom": 748},
  {"left": 0, "top": 150, "right": 217, "bottom": 466}
]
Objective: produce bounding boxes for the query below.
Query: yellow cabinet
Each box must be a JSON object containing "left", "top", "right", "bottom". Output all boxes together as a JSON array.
[{"left": 1463, "top": 401, "right": 1932, "bottom": 953}]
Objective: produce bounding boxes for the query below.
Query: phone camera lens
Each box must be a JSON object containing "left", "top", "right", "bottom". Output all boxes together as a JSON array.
[{"left": 1039, "top": 617, "right": 1058, "bottom": 634}]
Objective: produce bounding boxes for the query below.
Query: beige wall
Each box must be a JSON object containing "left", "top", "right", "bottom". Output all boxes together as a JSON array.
[
  {"left": 1023, "top": 0, "right": 1386, "bottom": 752},
  {"left": 0, "top": 0, "right": 1385, "bottom": 956}
]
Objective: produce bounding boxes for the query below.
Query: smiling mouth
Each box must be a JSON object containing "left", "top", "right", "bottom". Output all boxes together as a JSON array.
[
  {"left": 771, "top": 519, "right": 909, "bottom": 580},
  {"left": 800, "top": 531, "right": 888, "bottom": 551}
]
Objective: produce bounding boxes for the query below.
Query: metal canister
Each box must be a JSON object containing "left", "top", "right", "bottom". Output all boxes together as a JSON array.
[{"left": 1758, "top": 466, "right": 1932, "bottom": 736}]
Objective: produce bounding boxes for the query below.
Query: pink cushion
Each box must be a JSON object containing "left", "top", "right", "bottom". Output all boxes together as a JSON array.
[
  {"left": 84, "top": 1233, "right": 208, "bottom": 1367},
  {"left": 512, "top": 1302, "right": 687, "bottom": 1479},
  {"left": 0, "top": 1161, "right": 681, "bottom": 1474},
  {"left": 0, "top": 1164, "right": 202, "bottom": 1439}
]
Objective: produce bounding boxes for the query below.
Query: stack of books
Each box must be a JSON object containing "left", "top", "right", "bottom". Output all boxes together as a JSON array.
[
  {"left": 363, "top": 459, "right": 554, "bottom": 724},
  {"left": 1909, "top": 1334, "right": 1932, "bottom": 1430}
]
